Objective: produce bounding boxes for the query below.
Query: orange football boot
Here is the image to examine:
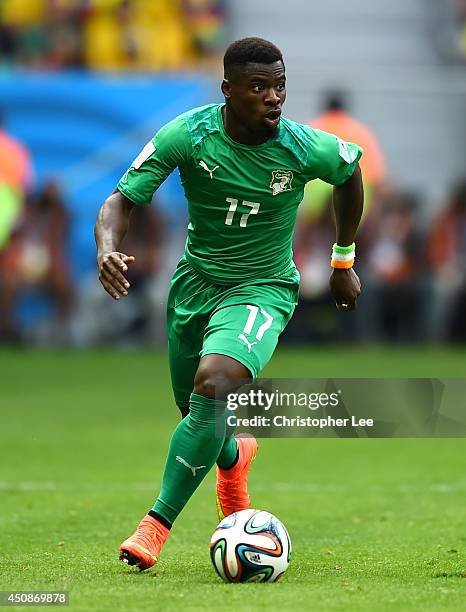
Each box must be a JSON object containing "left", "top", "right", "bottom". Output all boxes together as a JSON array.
[
  {"left": 216, "top": 435, "right": 258, "bottom": 522},
  {"left": 119, "top": 515, "right": 170, "bottom": 571}
]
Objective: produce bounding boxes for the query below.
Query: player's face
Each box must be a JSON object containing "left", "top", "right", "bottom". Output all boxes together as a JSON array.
[{"left": 222, "top": 61, "right": 286, "bottom": 135}]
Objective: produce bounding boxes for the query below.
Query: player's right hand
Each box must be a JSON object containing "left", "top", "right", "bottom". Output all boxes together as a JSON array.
[
  {"left": 98, "top": 251, "right": 135, "bottom": 300},
  {"left": 329, "top": 267, "right": 361, "bottom": 311}
]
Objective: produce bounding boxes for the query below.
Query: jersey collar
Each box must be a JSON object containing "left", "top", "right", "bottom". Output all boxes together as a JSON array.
[{"left": 217, "top": 104, "right": 281, "bottom": 151}]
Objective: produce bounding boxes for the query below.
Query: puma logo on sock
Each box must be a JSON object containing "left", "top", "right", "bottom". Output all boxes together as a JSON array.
[{"left": 176, "top": 455, "right": 207, "bottom": 477}]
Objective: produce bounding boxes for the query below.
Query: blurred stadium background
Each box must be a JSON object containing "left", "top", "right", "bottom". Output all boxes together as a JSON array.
[
  {"left": 1, "top": 3, "right": 465, "bottom": 608},
  {"left": 0, "top": 0, "right": 465, "bottom": 348}
]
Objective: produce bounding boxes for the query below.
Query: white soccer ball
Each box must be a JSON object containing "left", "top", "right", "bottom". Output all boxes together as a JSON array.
[{"left": 210, "top": 509, "right": 291, "bottom": 583}]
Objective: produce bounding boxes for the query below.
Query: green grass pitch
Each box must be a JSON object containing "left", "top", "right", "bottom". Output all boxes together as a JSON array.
[{"left": 0, "top": 347, "right": 465, "bottom": 611}]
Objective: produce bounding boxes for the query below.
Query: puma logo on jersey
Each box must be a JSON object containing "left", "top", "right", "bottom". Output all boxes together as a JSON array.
[
  {"left": 238, "top": 333, "right": 257, "bottom": 353},
  {"left": 175, "top": 455, "right": 206, "bottom": 477},
  {"left": 199, "top": 160, "right": 219, "bottom": 179}
]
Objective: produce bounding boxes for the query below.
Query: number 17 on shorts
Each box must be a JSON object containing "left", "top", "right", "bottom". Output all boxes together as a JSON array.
[
  {"left": 201, "top": 302, "right": 285, "bottom": 379},
  {"left": 238, "top": 305, "right": 274, "bottom": 353}
]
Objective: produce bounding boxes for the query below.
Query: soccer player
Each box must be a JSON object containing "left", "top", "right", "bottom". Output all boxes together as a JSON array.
[{"left": 94, "top": 37, "right": 363, "bottom": 571}]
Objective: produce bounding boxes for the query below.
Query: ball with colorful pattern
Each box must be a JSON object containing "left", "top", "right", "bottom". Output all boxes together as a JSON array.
[{"left": 210, "top": 509, "right": 291, "bottom": 583}]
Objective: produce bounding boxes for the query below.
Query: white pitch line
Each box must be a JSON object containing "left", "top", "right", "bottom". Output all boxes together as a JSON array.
[{"left": 1, "top": 481, "right": 465, "bottom": 493}]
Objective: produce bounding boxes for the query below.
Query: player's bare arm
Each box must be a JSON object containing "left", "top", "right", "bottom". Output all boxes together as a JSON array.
[
  {"left": 94, "top": 189, "right": 136, "bottom": 300},
  {"left": 330, "top": 164, "right": 364, "bottom": 311}
]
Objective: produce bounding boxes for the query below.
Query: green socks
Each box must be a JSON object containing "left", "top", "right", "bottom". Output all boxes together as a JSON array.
[
  {"left": 216, "top": 435, "right": 238, "bottom": 470},
  {"left": 152, "top": 393, "right": 229, "bottom": 524}
]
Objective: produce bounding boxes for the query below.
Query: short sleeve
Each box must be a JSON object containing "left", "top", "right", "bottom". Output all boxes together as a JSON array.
[
  {"left": 305, "top": 128, "right": 363, "bottom": 186},
  {"left": 117, "top": 114, "right": 192, "bottom": 205}
]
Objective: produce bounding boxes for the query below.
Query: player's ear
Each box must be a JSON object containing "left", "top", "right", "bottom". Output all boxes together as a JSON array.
[{"left": 221, "top": 79, "right": 232, "bottom": 99}]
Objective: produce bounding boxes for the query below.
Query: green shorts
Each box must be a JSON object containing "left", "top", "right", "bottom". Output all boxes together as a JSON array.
[{"left": 167, "top": 256, "right": 300, "bottom": 410}]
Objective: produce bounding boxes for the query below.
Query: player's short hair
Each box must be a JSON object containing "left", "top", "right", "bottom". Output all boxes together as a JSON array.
[{"left": 223, "top": 37, "right": 283, "bottom": 77}]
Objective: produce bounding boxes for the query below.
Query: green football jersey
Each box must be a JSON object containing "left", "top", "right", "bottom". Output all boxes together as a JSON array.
[{"left": 117, "top": 103, "right": 362, "bottom": 284}]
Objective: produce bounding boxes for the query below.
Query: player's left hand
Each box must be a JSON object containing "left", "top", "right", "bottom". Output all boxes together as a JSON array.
[{"left": 329, "top": 268, "right": 361, "bottom": 311}]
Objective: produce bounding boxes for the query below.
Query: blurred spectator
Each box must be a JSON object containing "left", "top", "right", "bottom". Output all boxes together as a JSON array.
[
  {"left": 182, "top": 0, "right": 227, "bottom": 67},
  {"left": 301, "top": 90, "right": 386, "bottom": 223},
  {"left": 0, "top": 110, "right": 34, "bottom": 250},
  {"left": 82, "top": 0, "right": 195, "bottom": 71},
  {"left": 0, "top": 0, "right": 224, "bottom": 71},
  {"left": 0, "top": 180, "right": 73, "bottom": 343},
  {"left": 73, "top": 201, "right": 166, "bottom": 346},
  {"left": 0, "top": 0, "right": 82, "bottom": 69},
  {"left": 428, "top": 179, "right": 466, "bottom": 342},
  {"left": 44, "top": 1, "right": 83, "bottom": 69},
  {"left": 119, "top": 203, "right": 166, "bottom": 342},
  {"left": 291, "top": 89, "right": 387, "bottom": 343},
  {"left": 434, "top": 0, "right": 466, "bottom": 63},
  {"left": 285, "top": 201, "right": 348, "bottom": 343},
  {"left": 363, "top": 190, "right": 425, "bottom": 343},
  {"left": 448, "top": 0, "right": 466, "bottom": 61}
]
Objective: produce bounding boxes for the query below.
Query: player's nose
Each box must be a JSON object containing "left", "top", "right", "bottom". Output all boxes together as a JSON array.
[{"left": 264, "top": 88, "right": 281, "bottom": 106}]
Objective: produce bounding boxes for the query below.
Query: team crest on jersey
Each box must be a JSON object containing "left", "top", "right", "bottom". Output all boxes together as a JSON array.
[{"left": 269, "top": 170, "right": 293, "bottom": 196}]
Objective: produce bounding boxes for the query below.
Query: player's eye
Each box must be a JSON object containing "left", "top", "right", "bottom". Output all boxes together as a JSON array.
[
  {"left": 252, "top": 84, "right": 264, "bottom": 93},
  {"left": 277, "top": 83, "right": 286, "bottom": 92}
]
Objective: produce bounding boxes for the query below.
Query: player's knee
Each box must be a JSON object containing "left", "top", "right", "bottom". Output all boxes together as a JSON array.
[
  {"left": 193, "top": 365, "right": 240, "bottom": 399},
  {"left": 193, "top": 355, "right": 252, "bottom": 399},
  {"left": 193, "top": 367, "right": 225, "bottom": 398}
]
